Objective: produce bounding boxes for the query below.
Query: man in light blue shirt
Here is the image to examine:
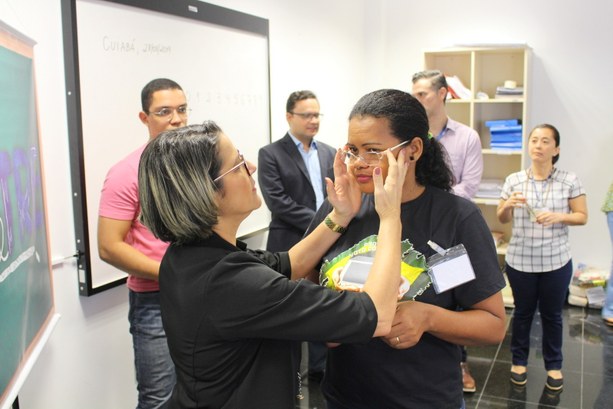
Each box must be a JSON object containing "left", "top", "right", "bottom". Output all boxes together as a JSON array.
[{"left": 290, "top": 131, "right": 324, "bottom": 202}]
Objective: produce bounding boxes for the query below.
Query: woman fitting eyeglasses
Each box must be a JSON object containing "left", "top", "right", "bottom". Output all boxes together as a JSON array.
[{"left": 137, "top": 120, "right": 408, "bottom": 409}]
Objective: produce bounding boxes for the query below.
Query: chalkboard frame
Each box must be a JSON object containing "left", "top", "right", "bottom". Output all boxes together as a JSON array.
[
  {"left": 0, "top": 18, "right": 58, "bottom": 408},
  {"left": 61, "top": 0, "right": 271, "bottom": 296}
]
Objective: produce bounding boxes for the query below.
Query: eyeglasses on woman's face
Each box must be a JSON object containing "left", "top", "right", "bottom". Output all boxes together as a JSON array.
[
  {"left": 214, "top": 150, "right": 251, "bottom": 182},
  {"left": 343, "top": 140, "right": 409, "bottom": 166}
]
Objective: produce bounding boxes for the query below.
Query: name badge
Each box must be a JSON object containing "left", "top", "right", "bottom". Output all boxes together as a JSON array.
[{"left": 426, "top": 242, "right": 475, "bottom": 294}]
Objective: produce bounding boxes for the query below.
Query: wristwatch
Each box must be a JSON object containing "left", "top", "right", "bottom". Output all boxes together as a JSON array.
[{"left": 324, "top": 215, "right": 347, "bottom": 234}]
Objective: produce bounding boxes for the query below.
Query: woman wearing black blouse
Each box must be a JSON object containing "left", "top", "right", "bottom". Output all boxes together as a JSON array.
[{"left": 137, "top": 120, "right": 407, "bottom": 409}]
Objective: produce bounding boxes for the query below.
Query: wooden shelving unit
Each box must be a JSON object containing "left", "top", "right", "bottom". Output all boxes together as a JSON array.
[
  {"left": 424, "top": 46, "right": 531, "bottom": 307},
  {"left": 424, "top": 45, "right": 531, "bottom": 260}
]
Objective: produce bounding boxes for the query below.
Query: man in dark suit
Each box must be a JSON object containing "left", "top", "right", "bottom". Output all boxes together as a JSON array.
[
  {"left": 258, "top": 90, "right": 336, "bottom": 252},
  {"left": 258, "top": 90, "right": 336, "bottom": 381}
]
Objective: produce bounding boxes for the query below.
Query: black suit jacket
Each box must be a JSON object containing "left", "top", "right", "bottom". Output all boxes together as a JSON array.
[{"left": 258, "top": 133, "right": 336, "bottom": 252}]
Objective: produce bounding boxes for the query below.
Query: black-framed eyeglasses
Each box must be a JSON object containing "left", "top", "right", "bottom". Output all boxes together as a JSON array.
[
  {"left": 214, "top": 150, "right": 251, "bottom": 182},
  {"left": 289, "top": 112, "right": 323, "bottom": 120},
  {"left": 147, "top": 105, "right": 191, "bottom": 119},
  {"left": 344, "top": 140, "right": 409, "bottom": 166}
]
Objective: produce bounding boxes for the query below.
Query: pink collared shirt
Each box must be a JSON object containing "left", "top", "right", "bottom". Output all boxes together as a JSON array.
[{"left": 99, "top": 144, "right": 168, "bottom": 292}]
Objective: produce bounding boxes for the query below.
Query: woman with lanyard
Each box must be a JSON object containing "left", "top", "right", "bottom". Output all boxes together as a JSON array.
[{"left": 497, "top": 123, "right": 587, "bottom": 391}]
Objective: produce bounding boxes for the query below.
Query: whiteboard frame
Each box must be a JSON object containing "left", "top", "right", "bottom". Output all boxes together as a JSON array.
[{"left": 61, "top": 0, "right": 271, "bottom": 296}]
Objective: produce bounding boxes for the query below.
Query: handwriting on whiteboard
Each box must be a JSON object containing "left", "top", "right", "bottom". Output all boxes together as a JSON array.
[{"left": 102, "top": 36, "right": 172, "bottom": 55}]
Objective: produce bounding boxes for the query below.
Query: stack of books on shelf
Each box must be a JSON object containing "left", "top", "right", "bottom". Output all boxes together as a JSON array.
[
  {"left": 494, "top": 85, "right": 523, "bottom": 100},
  {"left": 485, "top": 119, "right": 522, "bottom": 151},
  {"left": 444, "top": 75, "right": 471, "bottom": 99},
  {"left": 476, "top": 178, "right": 503, "bottom": 199}
]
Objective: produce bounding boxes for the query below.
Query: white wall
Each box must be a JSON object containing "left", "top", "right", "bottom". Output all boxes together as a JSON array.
[
  {"left": 0, "top": 0, "right": 611, "bottom": 407},
  {"left": 375, "top": 0, "right": 613, "bottom": 269},
  {"left": 207, "top": 0, "right": 370, "bottom": 148}
]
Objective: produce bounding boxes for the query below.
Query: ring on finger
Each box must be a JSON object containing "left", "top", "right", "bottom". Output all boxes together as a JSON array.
[{"left": 395, "top": 336, "right": 401, "bottom": 345}]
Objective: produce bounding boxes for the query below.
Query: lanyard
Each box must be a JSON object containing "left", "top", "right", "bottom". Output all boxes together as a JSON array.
[{"left": 525, "top": 168, "right": 554, "bottom": 207}]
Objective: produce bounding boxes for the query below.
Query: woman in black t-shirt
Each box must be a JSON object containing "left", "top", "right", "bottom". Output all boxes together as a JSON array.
[{"left": 305, "top": 89, "right": 507, "bottom": 409}]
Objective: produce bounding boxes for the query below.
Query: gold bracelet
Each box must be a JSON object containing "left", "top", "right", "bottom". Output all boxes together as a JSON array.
[{"left": 324, "top": 215, "right": 347, "bottom": 234}]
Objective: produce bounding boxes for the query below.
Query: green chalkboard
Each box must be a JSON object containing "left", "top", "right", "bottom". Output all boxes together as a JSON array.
[{"left": 0, "top": 20, "right": 55, "bottom": 407}]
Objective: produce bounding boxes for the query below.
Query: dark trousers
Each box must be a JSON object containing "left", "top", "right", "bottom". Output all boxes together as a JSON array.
[
  {"left": 308, "top": 341, "right": 327, "bottom": 373},
  {"left": 506, "top": 261, "right": 573, "bottom": 370}
]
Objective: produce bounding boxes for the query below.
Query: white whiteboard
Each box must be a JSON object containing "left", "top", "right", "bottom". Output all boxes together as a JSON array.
[{"left": 63, "top": 0, "right": 271, "bottom": 294}]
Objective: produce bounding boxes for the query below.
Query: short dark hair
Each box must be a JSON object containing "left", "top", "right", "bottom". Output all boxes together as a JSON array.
[
  {"left": 286, "top": 90, "right": 317, "bottom": 113},
  {"left": 530, "top": 123, "right": 561, "bottom": 164},
  {"left": 349, "top": 89, "right": 454, "bottom": 191},
  {"left": 141, "top": 78, "right": 183, "bottom": 112},
  {"left": 138, "top": 121, "right": 224, "bottom": 244},
  {"left": 411, "top": 69, "right": 448, "bottom": 91}
]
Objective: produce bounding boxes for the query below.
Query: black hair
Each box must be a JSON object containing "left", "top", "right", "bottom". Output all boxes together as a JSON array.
[
  {"left": 530, "top": 123, "right": 560, "bottom": 164},
  {"left": 349, "top": 89, "right": 454, "bottom": 191},
  {"left": 141, "top": 78, "right": 183, "bottom": 113},
  {"left": 286, "top": 90, "right": 318, "bottom": 113}
]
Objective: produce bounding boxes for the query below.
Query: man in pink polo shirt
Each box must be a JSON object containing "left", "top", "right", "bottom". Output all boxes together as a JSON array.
[{"left": 98, "top": 78, "right": 188, "bottom": 409}]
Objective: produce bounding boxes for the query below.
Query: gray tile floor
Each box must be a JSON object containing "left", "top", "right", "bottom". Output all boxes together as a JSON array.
[{"left": 296, "top": 305, "right": 613, "bottom": 409}]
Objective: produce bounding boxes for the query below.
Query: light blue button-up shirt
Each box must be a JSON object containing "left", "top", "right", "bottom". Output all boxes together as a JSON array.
[{"left": 288, "top": 133, "right": 324, "bottom": 209}]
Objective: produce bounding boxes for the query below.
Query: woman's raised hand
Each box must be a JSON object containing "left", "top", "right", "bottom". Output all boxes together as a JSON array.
[
  {"left": 505, "top": 191, "right": 527, "bottom": 210},
  {"left": 325, "top": 148, "right": 361, "bottom": 224},
  {"left": 373, "top": 147, "right": 408, "bottom": 220}
]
